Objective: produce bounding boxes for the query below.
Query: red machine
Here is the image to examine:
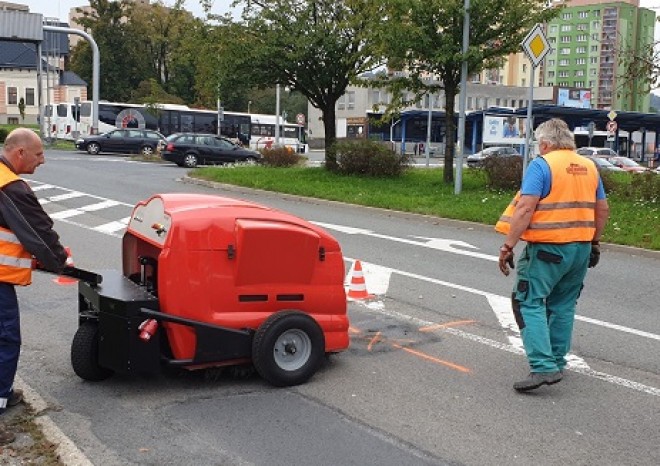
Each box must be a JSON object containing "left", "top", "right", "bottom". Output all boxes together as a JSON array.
[{"left": 71, "top": 194, "right": 349, "bottom": 386}]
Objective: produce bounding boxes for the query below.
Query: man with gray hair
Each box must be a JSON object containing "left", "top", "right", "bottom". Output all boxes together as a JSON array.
[
  {"left": 494, "top": 118, "right": 610, "bottom": 392},
  {"left": 0, "top": 128, "right": 69, "bottom": 443}
]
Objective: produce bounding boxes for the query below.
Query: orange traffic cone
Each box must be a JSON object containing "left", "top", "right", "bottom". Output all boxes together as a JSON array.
[
  {"left": 347, "top": 260, "right": 373, "bottom": 300},
  {"left": 53, "top": 247, "right": 77, "bottom": 285}
]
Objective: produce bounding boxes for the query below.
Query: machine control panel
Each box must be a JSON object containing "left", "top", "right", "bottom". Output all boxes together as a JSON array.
[{"left": 127, "top": 197, "right": 172, "bottom": 246}]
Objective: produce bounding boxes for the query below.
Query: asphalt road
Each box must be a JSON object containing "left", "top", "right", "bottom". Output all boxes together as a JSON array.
[{"left": 14, "top": 149, "right": 660, "bottom": 465}]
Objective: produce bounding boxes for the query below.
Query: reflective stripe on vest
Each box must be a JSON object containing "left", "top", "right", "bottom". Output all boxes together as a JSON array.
[
  {"left": 495, "top": 150, "right": 599, "bottom": 243},
  {"left": 0, "top": 164, "right": 32, "bottom": 285}
]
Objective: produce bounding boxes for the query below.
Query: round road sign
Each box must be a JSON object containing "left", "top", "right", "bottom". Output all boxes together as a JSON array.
[{"left": 606, "top": 121, "right": 617, "bottom": 132}]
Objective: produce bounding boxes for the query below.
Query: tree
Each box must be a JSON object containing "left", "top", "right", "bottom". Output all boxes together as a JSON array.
[
  {"left": 69, "top": 0, "right": 150, "bottom": 101},
  {"left": 375, "top": 0, "right": 558, "bottom": 184},
  {"left": 616, "top": 16, "right": 660, "bottom": 107},
  {"left": 217, "top": 0, "right": 385, "bottom": 169}
]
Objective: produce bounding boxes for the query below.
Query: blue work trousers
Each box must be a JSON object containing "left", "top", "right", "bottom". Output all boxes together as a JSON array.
[
  {"left": 512, "top": 242, "right": 590, "bottom": 373},
  {"left": 0, "top": 283, "right": 20, "bottom": 409}
]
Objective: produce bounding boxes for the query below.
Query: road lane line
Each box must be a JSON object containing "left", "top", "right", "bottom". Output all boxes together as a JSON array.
[
  {"left": 575, "top": 315, "right": 660, "bottom": 341},
  {"left": 419, "top": 320, "right": 476, "bottom": 332}
]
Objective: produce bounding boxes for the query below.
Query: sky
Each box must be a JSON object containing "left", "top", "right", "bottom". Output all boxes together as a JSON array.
[
  {"left": 13, "top": 0, "right": 234, "bottom": 20},
  {"left": 14, "top": 0, "right": 660, "bottom": 26}
]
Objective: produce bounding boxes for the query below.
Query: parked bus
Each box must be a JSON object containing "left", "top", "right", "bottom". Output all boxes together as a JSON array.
[
  {"left": 72, "top": 101, "right": 307, "bottom": 153},
  {"left": 250, "top": 113, "right": 307, "bottom": 153},
  {"left": 52, "top": 102, "right": 82, "bottom": 140}
]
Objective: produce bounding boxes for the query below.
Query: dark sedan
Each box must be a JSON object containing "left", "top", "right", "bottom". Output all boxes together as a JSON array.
[
  {"left": 161, "top": 133, "right": 262, "bottom": 168},
  {"left": 466, "top": 146, "right": 521, "bottom": 168},
  {"left": 75, "top": 129, "right": 166, "bottom": 156}
]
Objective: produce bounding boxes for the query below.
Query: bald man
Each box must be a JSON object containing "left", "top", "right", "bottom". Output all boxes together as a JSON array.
[{"left": 0, "top": 129, "right": 68, "bottom": 444}]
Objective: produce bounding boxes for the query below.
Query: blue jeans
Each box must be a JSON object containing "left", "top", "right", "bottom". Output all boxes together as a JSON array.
[
  {"left": 0, "top": 283, "right": 20, "bottom": 410},
  {"left": 512, "top": 242, "right": 590, "bottom": 373}
]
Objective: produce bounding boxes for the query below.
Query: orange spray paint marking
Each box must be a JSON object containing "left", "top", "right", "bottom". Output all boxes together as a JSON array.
[
  {"left": 349, "top": 326, "right": 362, "bottom": 334},
  {"left": 419, "top": 320, "right": 476, "bottom": 333},
  {"left": 367, "top": 332, "right": 382, "bottom": 352},
  {"left": 391, "top": 343, "right": 471, "bottom": 373}
]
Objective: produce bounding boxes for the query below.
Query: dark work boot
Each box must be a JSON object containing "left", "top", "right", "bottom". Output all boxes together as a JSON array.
[
  {"left": 8, "top": 389, "right": 23, "bottom": 407},
  {"left": 513, "top": 372, "right": 562, "bottom": 392}
]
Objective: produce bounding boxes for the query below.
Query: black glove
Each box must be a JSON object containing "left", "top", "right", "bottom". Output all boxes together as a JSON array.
[{"left": 588, "top": 242, "right": 600, "bottom": 268}]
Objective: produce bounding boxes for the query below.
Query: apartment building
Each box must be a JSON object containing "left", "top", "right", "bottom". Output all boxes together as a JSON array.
[{"left": 543, "top": 0, "right": 656, "bottom": 111}]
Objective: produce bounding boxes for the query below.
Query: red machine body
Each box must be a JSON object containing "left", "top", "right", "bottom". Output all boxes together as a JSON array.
[{"left": 121, "top": 193, "right": 349, "bottom": 364}]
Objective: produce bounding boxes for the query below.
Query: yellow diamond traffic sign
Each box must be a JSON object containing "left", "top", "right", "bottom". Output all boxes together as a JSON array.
[
  {"left": 607, "top": 110, "right": 617, "bottom": 121},
  {"left": 522, "top": 24, "right": 551, "bottom": 67}
]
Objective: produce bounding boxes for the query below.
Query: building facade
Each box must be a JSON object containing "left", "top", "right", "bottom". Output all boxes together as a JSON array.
[{"left": 543, "top": 0, "right": 656, "bottom": 112}]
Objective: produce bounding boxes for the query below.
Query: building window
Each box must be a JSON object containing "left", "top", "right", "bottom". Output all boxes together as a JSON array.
[
  {"left": 561, "top": 36, "right": 570, "bottom": 43},
  {"left": 591, "top": 45, "right": 598, "bottom": 52},
  {"left": 560, "top": 24, "right": 572, "bottom": 32},
  {"left": 590, "top": 69, "right": 597, "bottom": 76},
  {"left": 522, "top": 64, "right": 527, "bottom": 72},
  {"left": 7, "top": 87, "right": 17, "bottom": 105},
  {"left": 576, "top": 46, "right": 587, "bottom": 54},
  {"left": 575, "top": 81, "right": 585, "bottom": 87},
  {"left": 550, "top": 25, "right": 557, "bottom": 34},
  {"left": 590, "top": 57, "right": 598, "bottom": 64},
  {"left": 559, "top": 71, "right": 569, "bottom": 78},
  {"left": 579, "top": 11, "right": 588, "bottom": 18},
  {"left": 575, "top": 70, "right": 585, "bottom": 77},
  {"left": 592, "top": 21, "right": 600, "bottom": 30},
  {"left": 577, "top": 23, "right": 588, "bottom": 31},
  {"left": 547, "top": 82, "right": 554, "bottom": 86},
  {"left": 7, "top": 117, "right": 19, "bottom": 125},
  {"left": 371, "top": 90, "right": 381, "bottom": 106},
  {"left": 576, "top": 58, "right": 586, "bottom": 65},
  {"left": 467, "top": 97, "right": 473, "bottom": 109},
  {"left": 576, "top": 35, "right": 588, "bottom": 42},
  {"left": 589, "top": 80, "right": 596, "bottom": 87},
  {"left": 560, "top": 48, "right": 571, "bottom": 55},
  {"left": 593, "top": 10, "right": 600, "bottom": 17},
  {"left": 495, "top": 98, "right": 501, "bottom": 106},
  {"left": 25, "top": 88, "right": 35, "bottom": 106},
  {"left": 347, "top": 91, "right": 355, "bottom": 110},
  {"left": 548, "top": 71, "right": 555, "bottom": 78},
  {"left": 548, "top": 59, "right": 555, "bottom": 66},
  {"left": 559, "top": 59, "right": 569, "bottom": 66},
  {"left": 562, "top": 13, "right": 572, "bottom": 20}
]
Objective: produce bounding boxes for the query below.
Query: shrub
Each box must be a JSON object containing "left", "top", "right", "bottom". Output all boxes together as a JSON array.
[
  {"left": 610, "top": 171, "right": 660, "bottom": 202},
  {"left": 334, "top": 139, "right": 410, "bottom": 177},
  {"left": 261, "top": 146, "right": 307, "bottom": 167},
  {"left": 0, "top": 128, "right": 8, "bottom": 143},
  {"left": 482, "top": 156, "right": 522, "bottom": 190}
]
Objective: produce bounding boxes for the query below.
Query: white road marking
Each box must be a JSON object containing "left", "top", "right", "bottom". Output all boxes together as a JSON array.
[
  {"left": 94, "top": 217, "right": 130, "bottom": 235},
  {"left": 346, "top": 257, "right": 660, "bottom": 396},
  {"left": 315, "top": 221, "right": 498, "bottom": 261},
  {"left": 30, "top": 183, "right": 55, "bottom": 191}
]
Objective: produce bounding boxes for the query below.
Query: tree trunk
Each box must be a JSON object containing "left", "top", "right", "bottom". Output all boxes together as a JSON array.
[
  {"left": 322, "top": 105, "right": 338, "bottom": 171},
  {"left": 443, "top": 84, "right": 457, "bottom": 184}
]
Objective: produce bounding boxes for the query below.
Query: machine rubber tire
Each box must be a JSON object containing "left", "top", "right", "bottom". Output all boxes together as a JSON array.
[
  {"left": 183, "top": 153, "right": 198, "bottom": 168},
  {"left": 252, "top": 311, "right": 324, "bottom": 387},
  {"left": 71, "top": 322, "right": 114, "bottom": 381},
  {"left": 87, "top": 142, "right": 100, "bottom": 155},
  {"left": 140, "top": 145, "right": 154, "bottom": 156}
]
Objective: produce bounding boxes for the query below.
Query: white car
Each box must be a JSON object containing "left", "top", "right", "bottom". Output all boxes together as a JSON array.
[
  {"left": 576, "top": 147, "right": 618, "bottom": 157},
  {"left": 466, "top": 146, "right": 521, "bottom": 168}
]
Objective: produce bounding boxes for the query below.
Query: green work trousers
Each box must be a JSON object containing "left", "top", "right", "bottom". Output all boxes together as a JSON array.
[{"left": 512, "top": 242, "right": 591, "bottom": 373}]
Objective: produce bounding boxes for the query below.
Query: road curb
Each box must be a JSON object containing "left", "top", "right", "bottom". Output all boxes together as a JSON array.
[{"left": 181, "top": 176, "right": 660, "bottom": 260}]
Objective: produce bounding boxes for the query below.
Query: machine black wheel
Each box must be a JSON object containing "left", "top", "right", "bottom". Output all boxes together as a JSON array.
[
  {"left": 183, "top": 153, "right": 198, "bottom": 168},
  {"left": 71, "top": 322, "right": 114, "bottom": 381},
  {"left": 87, "top": 142, "right": 100, "bottom": 155},
  {"left": 252, "top": 311, "right": 324, "bottom": 387},
  {"left": 140, "top": 145, "right": 154, "bottom": 156}
]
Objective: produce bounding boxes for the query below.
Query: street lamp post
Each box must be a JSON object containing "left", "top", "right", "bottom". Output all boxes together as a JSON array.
[{"left": 248, "top": 100, "right": 252, "bottom": 114}]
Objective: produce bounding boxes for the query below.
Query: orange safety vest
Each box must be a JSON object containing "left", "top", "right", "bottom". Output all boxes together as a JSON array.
[
  {"left": 0, "top": 164, "right": 33, "bottom": 285},
  {"left": 495, "top": 150, "right": 599, "bottom": 243}
]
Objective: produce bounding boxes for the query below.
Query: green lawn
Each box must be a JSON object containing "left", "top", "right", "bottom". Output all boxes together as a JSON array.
[{"left": 191, "top": 165, "right": 660, "bottom": 251}]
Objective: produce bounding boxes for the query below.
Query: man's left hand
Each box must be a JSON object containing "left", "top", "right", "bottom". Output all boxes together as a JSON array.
[{"left": 499, "top": 245, "right": 515, "bottom": 276}]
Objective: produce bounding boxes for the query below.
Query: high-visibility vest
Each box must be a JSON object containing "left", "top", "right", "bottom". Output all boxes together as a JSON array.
[
  {"left": 495, "top": 150, "right": 599, "bottom": 243},
  {"left": 0, "top": 164, "right": 33, "bottom": 285}
]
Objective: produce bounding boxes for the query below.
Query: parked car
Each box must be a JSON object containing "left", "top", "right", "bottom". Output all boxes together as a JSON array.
[
  {"left": 576, "top": 147, "right": 618, "bottom": 157},
  {"left": 161, "top": 133, "right": 262, "bottom": 168},
  {"left": 466, "top": 146, "right": 520, "bottom": 168},
  {"left": 605, "top": 156, "right": 649, "bottom": 173},
  {"left": 76, "top": 129, "right": 166, "bottom": 156},
  {"left": 584, "top": 156, "right": 625, "bottom": 173}
]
